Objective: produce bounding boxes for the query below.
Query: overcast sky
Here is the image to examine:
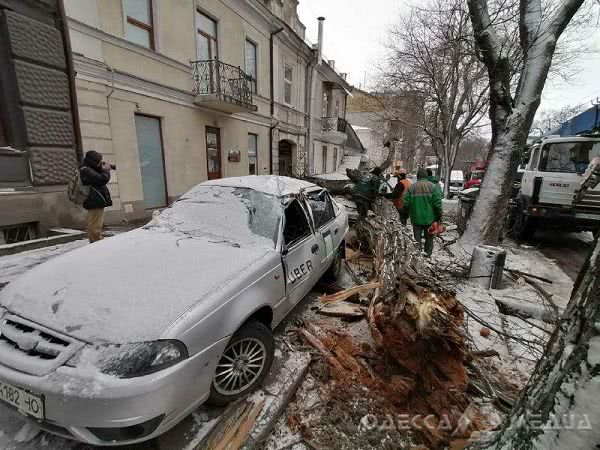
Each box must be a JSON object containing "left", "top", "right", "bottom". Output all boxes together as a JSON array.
[{"left": 297, "top": 0, "right": 600, "bottom": 115}]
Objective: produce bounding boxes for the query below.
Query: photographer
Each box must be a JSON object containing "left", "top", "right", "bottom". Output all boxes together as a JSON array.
[{"left": 80, "top": 150, "right": 114, "bottom": 242}]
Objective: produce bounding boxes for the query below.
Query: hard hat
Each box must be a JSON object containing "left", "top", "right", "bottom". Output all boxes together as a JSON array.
[{"left": 398, "top": 168, "right": 407, "bottom": 175}]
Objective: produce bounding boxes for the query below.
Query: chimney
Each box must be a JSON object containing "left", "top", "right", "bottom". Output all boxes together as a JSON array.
[
  {"left": 317, "top": 17, "right": 325, "bottom": 65},
  {"left": 340, "top": 73, "right": 347, "bottom": 80},
  {"left": 328, "top": 60, "right": 335, "bottom": 69}
]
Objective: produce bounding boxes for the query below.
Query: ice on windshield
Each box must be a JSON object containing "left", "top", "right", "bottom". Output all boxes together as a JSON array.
[
  {"left": 544, "top": 142, "right": 600, "bottom": 173},
  {"left": 144, "top": 186, "right": 283, "bottom": 248}
]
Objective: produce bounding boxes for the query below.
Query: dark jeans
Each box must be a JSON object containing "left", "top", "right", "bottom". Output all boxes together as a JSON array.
[
  {"left": 356, "top": 198, "right": 371, "bottom": 218},
  {"left": 398, "top": 208, "right": 409, "bottom": 226},
  {"left": 413, "top": 224, "right": 434, "bottom": 256}
]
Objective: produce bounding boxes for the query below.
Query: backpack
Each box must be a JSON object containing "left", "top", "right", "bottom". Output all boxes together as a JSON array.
[{"left": 67, "top": 168, "right": 90, "bottom": 206}]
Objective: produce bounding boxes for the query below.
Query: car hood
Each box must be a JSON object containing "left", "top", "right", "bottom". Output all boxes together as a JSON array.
[{"left": 0, "top": 229, "right": 276, "bottom": 343}]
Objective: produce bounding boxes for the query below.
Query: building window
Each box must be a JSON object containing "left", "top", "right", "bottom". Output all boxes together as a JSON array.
[
  {"left": 123, "top": 0, "right": 154, "bottom": 49},
  {"left": 284, "top": 64, "right": 293, "bottom": 105},
  {"left": 248, "top": 133, "right": 258, "bottom": 175},
  {"left": 322, "top": 146, "right": 328, "bottom": 173},
  {"left": 333, "top": 147, "right": 338, "bottom": 171},
  {"left": 322, "top": 92, "right": 329, "bottom": 117},
  {"left": 245, "top": 39, "right": 257, "bottom": 94},
  {"left": 196, "top": 10, "right": 218, "bottom": 60}
]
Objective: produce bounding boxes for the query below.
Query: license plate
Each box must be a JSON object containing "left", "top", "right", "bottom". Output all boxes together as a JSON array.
[
  {"left": 575, "top": 213, "right": 600, "bottom": 220},
  {"left": 0, "top": 380, "right": 44, "bottom": 419}
]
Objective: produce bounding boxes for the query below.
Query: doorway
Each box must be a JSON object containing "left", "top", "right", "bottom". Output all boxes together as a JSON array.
[
  {"left": 206, "top": 126, "right": 222, "bottom": 179},
  {"left": 278, "top": 140, "right": 294, "bottom": 176},
  {"left": 134, "top": 114, "right": 167, "bottom": 209}
]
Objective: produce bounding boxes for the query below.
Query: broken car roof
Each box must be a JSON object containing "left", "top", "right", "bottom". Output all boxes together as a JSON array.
[{"left": 201, "top": 175, "right": 317, "bottom": 197}]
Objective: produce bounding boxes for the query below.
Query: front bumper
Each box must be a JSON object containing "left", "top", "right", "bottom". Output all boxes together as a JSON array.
[
  {"left": 527, "top": 205, "right": 600, "bottom": 231},
  {"left": 0, "top": 337, "right": 228, "bottom": 445}
]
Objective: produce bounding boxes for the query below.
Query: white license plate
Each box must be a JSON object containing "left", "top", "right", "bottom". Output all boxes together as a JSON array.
[
  {"left": 0, "top": 380, "right": 44, "bottom": 419},
  {"left": 575, "top": 213, "right": 600, "bottom": 220}
]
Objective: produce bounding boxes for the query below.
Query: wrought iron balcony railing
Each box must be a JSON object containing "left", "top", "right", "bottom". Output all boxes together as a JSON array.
[
  {"left": 322, "top": 117, "right": 347, "bottom": 133},
  {"left": 191, "top": 59, "right": 255, "bottom": 111}
]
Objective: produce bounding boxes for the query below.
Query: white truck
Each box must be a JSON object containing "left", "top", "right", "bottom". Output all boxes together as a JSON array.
[{"left": 511, "top": 136, "right": 600, "bottom": 239}]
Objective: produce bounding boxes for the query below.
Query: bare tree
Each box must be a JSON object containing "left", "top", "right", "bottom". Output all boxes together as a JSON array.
[
  {"left": 459, "top": 0, "right": 587, "bottom": 249},
  {"left": 473, "top": 239, "right": 600, "bottom": 449},
  {"left": 531, "top": 103, "right": 588, "bottom": 137},
  {"left": 379, "top": 0, "right": 489, "bottom": 197}
]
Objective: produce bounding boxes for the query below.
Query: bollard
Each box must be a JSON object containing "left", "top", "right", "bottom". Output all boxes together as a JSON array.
[{"left": 469, "top": 245, "right": 507, "bottom": 289}]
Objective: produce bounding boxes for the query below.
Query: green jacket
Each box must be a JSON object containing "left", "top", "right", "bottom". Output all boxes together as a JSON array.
[
  {"left": 428, "top": 175, "right": 442, "bottom": 196},
  {"left": 404, "top": 178, "right": 443, "bottom": 226},
  {"left": 353, "top": 174, "right": 383, "bottom": 200}
]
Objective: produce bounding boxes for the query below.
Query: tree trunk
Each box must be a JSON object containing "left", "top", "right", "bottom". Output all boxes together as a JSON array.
[
  {"left": 443, "top": 157, "right": 452, "bottom": 199},
  {"left": 474, "top": 240, "right": 600, "bottom": 449}
]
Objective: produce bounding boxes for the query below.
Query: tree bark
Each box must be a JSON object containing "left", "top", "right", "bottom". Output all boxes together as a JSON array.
[
  {"left": 459, "top": 0, "right": 585, "bottom": 250},
  {"left": 473, "top": 240, "right": 600, "bottom": 449}
]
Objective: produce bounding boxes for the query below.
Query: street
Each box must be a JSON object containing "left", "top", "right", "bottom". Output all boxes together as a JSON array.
[{"left": 530, "top": 231, "right": 594, "bottom": 281}]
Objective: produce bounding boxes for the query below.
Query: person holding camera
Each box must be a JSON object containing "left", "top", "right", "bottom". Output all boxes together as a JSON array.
[{"left": 80, "top": 150, "right": 113, "bottom": 242}]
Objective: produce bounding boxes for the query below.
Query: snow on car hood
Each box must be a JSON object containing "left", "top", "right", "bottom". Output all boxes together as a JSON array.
[{"left": 0, "top": 229, "right": 275, "bottom": 343}]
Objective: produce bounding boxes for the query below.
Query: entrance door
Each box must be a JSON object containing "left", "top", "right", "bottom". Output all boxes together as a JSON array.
[
  {"left": 206, "top": 126, "right": 222, "bottom": 179},
  {"left": 135, "top": 114, "right": 167, "bottom": 209}
]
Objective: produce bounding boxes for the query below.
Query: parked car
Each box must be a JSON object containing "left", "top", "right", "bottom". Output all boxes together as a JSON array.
[
  {"left": 448, "top": 170, "right": 465, "bottom": 198},
  {"left": 0, "top": 176, "right": 348, "bottom": 446}
]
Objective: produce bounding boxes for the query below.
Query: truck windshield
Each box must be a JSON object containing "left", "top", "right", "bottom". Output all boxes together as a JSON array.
[{"left": 542, "top": 142, "right": 600, "bottom": 173}]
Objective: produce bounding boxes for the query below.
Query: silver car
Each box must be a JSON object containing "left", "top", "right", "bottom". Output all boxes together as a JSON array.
[{"left": 0, "top": 176, "right": 348, "bottom": 445}]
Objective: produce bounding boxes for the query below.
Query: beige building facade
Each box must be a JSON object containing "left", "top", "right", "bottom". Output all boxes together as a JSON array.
[{"left": 63, "top": 0, "right": 351, "bottom": 224}]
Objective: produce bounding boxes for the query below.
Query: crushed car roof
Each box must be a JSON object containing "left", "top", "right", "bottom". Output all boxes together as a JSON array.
[{"left": 202, "top": 175, "right": 317, "bottom": 197}]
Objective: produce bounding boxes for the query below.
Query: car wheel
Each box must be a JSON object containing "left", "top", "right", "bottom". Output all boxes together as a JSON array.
[
  {"left": 207, "top": 320, "right": 274, "bottom": 406},
  {"left": 323, "top": 244, "right": 343, "bottom": 282}
]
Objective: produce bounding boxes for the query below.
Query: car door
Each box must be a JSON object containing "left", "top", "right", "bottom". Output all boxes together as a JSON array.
[
  {"left": 281, "top": 198, "right": 322, "bottom": 311},
  {"left": 306, "top": 189, "right": 339, "bottom": 273}
]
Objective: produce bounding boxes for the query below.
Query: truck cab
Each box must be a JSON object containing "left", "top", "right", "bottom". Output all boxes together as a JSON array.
[{"left": 512, "top": 136, "right": 600, "bottom": 239}]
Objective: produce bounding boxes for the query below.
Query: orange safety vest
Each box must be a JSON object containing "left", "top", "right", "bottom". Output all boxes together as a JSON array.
[{"left": 393, "top": 178, "right": 412, "bottom": 209}]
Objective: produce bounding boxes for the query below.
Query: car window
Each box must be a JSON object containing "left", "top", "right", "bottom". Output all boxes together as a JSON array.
[
  {"left": 307, "top": 190, "right": 335, "bottom": 229},
  {"left": 283, "top": 199, "right": 312, "bottom": 246}
]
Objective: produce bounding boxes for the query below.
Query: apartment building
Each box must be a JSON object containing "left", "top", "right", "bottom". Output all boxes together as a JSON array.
[{"left": 0, "top": 0, "right": 82, "bottom": 237}]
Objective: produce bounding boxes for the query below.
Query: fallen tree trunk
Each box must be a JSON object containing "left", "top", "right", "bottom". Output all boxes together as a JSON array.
[{"left": 356, "top": 198, "right": 471, "bottom": 444}]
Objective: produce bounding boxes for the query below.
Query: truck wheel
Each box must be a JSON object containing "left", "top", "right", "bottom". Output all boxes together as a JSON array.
[
  {"left": 513, "top": 207, "right": 535, "bottom": 241},
  {"left": 323, "top": 244, "right": 343, "bottom": 282},
  {"left": 207, "top": 320, "right": 274, "bottom": 406}
]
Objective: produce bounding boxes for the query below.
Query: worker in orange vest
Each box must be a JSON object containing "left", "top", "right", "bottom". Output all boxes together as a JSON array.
[{"left": 393, "top": 168, "right": 412, "bottom": 225}]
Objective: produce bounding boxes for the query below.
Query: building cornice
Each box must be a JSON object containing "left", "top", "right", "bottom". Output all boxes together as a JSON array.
[
  {"left": 68, "top": 18, "right": 191, "bottom": 74},
  {"left": 73, "top": 55, "right": 272, "bottom": 128}
]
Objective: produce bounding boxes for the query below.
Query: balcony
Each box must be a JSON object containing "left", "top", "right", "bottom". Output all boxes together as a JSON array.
[
  {"left": 321, "top": 117, "right": 347, "bottom": 144},
  {"left": 191, "top": 60, "right": 257, "bottom": 113}
]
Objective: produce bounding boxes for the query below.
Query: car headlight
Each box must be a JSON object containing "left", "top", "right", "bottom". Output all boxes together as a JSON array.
[{"left": 67, "top": 340, "right": 188, "bottom": 378}]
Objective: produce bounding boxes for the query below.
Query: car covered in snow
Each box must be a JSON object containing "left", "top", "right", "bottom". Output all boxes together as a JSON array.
[{"left": 0, "top": 176, "right": 348, "bottom": 445}]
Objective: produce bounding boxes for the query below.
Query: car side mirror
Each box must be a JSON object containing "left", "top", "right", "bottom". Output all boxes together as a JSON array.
[{"left": 281, "top": 245, "right": 289, "bottom": 256}]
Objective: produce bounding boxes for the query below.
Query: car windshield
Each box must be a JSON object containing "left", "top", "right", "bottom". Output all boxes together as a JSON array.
[
  {"left": 542, "top": 142, "right": 600, "bottom": 173},
  {"left": 144, "top": 186, "right": 283, "bottom": 248}
]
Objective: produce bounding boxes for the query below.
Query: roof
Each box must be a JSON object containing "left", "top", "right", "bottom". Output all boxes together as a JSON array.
[
  {"left": 202, "top": 175, "right": 317, "bottom": 197},
  {"left": 548, "top": 105, "right": 600, "bottom": 137}
]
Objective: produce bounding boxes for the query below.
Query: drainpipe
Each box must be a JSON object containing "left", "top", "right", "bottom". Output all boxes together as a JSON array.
[
  {"left": 58, "top": 0, "right": 83, "bottom": 162},
  {"left": 306, "top": 17, "right": 325, "bottom": 176},
  {"left": 269, "top": 26, "right": 284, "bottom": 174}
]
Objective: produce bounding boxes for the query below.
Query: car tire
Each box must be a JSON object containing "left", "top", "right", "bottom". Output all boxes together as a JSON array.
[
  {"left": 323, "top": 244, "right": 343, "bottom": 282},
  {"left": 206, "top": 320, "right": 274, "bottom": 406}
]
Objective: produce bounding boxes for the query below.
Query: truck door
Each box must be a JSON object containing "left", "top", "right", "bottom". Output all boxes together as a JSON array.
[{"left": 281, "top": 199, "right": 322, "bottom": 311}]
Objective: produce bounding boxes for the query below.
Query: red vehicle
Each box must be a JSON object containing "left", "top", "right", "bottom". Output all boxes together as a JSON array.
[{"left": 463, "top": 161, "right": 486, "bottom": 189}]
